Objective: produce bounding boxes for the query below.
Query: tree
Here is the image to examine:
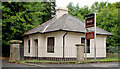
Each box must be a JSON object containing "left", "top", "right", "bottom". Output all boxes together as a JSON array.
[
  {"left": 0, "top": 18, "right": 1, "bottom": 49},
  {"left": 91, "top": 1, "right": 109, "bottom": 12},
  {"left": 67, "top": 2, "right": 120, "bottom": 53},
  {"left": 2, "top": 2, "right": 56, "bottom": 56},
  {"left": 67, "top": 2, "right": 91, "bottom": 20}
]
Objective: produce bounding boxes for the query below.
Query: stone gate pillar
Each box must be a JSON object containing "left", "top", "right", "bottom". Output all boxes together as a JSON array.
[
  {"left": 75, "top": 44, "right": 85, "bottom": 63},
  {"left": 9, "top": 40, "right": 22, "bottom": 62}
]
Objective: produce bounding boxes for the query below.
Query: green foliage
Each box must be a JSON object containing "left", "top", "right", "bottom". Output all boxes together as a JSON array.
[
  {"left": 114, "top": 2, "right": 120, "bottom": 8},
  {"left": 91, "top": 1, "right": 109, "bottom": 12},
  {"left": 67, "top": 2, "right": 91, "bottom": 20},
  {"left": 2, "top": 2, "right": 56, "bottom": 50},
  {"left": 95, "top": 3, "right": 120, "bottom": 49},
  {"left": 19, "top": 60, "right": 75, "bottom": 63},
  {"left": 107, "top": 46, "right": 119, "bottom": 53},
  {"left": 0, "top": 2, "right": 1, "bottom": 47},
  {"left": 67, "top": 2, "right": 120, "bottom": 53}
]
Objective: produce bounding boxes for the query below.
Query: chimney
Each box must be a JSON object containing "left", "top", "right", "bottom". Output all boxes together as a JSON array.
[{"left": 56, "top": 7, "right": 69, "bottom": 18}]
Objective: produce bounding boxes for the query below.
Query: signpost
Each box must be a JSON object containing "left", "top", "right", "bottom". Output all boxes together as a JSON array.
[{"left": 84, "top": 13, "right": 96, "bottom": 60}]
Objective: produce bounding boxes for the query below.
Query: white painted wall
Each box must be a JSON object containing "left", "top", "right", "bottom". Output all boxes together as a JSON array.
[
  {"left": 24, "top": 31, "right": 107, "bottom": 58},
  {"left": 24, "top": 34, "right": 45, "bottom": 57},
  {"left": 86, "top": 35, "right": 107, "bottom": 58},
  {"left": 65, "top": 32, "right": 82, "bottom": 58},
  {"left": 44, "top": 31, "right": 65, "bottom": 57},
  {"left": 24, "top": 36, "right": 30, "bottom": 57},
  {"left": 65, "top": 32, "right": 107, "bottom": 58}
]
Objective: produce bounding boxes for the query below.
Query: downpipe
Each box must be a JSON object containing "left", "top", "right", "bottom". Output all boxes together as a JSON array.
[{"left": 63, "top": 32, "right": 68, "bottom": 61}]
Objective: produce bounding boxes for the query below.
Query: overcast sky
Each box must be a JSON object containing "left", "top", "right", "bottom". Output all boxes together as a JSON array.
[{"left": 56, "top": 0, "right": 120, "bottom": 8}]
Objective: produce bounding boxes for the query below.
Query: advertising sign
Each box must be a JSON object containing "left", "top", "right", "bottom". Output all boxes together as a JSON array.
[
  {"left": 85, "top": 14, "right": 94, "bottom": 28},
  {"left": 85, "top": 13, "right": 96, "bottom": 60},
  {"left": 86, "top": 32, "right": 94, "bottom": 39},
  {"left": 85, "top": 13, "right": 95, "bottom": 39}
]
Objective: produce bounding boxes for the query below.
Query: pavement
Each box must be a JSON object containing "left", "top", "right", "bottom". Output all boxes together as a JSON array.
[{"left": 1, "top": 58, "right": 119, "bottom": 68}]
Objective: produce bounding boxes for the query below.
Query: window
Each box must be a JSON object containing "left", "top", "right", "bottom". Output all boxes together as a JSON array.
[
  {"left": 28, "top": 40, "right": 30, "bottom": 53},
  {"left": 34, "top": 39, "right": 38, "bottom": 46},
  {"left": 87, "top": 39, "right": 90, "bottom": 53},
  {"left": 47, "top": 37, "right": 54, "bottom": 53},
  {"left": 81, "top": 37, "right": 85, "bottom": 44},
  {"left": 81, "top": 37, "right": 90, "bottom": 53}
]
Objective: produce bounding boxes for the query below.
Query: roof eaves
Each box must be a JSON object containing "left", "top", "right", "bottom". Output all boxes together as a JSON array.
[{"left": 96, "top": 27, "right": 113, "bottom": 36}]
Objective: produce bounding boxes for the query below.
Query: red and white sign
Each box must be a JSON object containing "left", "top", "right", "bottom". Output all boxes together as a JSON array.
[
  {"left": 85, "top": 14, "right": 94, "bottom": 28},
  {"left": 84, "top": 13, "right": 96, "bottom": 60},
  {"left": 85, "top": 13, "right": 95, "bottom": 39},
  {"left": 86, "top": 32, "right": 94, "bottom": 39}
]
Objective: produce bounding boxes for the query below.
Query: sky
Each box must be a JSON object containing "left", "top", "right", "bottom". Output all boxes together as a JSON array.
[{"left": 56, "top": 0, "right": 120, "bottom": 8}]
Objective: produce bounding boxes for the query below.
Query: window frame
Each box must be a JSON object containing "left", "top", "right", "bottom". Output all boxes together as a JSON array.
[
  {"left": 81, "top": 37, "right": 90, "bottom": 53},
  {"left": 28, "top": 40, "right": 30, "bottom": 53},
  {"left": 81, "top": 37, "right": 85, "bottom": 44},
  {"left": 47, "top": 37, "right": 55, "bottom": 53},
  {"left": 87, "top": 39, "right": 90, "bottom": 53}
]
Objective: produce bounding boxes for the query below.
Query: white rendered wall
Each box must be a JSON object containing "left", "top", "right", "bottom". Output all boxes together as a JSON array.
[
  {"left": 44, "top": 31, "right": 65, "bottom": 57},
  {"left": 24, "top": 31, "right": 107, "bottom": 58},
  {"left": 65, "top": 32, "right": 107, "bottom": 58},
  {"left": 24, "top": 34, "right": 45, "bottom": 57},
  {"left": 24, "top": 36, "right": 31, "bottom": 57}
]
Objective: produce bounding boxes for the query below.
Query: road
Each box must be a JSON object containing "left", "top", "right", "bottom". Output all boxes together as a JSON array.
[
  {"left": 31, "top": 62, "right": 118, "bottom": 67},
  {"left": 1, "top": 58, "right": 119, "bottom": 69},
  {"left": 2, "top": 59, "right": 36, "bottom": 67}
]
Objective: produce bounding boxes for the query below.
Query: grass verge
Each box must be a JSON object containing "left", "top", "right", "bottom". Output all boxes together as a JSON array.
[{"left": 19, "top": 58, "right": 119, "bottom": 64}]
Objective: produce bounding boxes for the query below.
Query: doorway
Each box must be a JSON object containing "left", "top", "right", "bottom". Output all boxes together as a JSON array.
[{"left": 34, "top": 39, "right": 38, "bottom": 58}]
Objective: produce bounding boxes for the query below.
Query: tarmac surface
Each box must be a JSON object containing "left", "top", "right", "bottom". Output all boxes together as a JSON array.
[
  {"left": 1, "top": 58, "right": 119, "bottom": 69},
  {"left": 29, "top": 62, "right": 119, "bottom": 67},
  {"left": 2, "top": 59, "right": 35, "bottom": 67}
]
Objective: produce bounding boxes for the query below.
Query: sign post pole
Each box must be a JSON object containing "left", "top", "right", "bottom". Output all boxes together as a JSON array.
[
  {"left": 94, "top": 13, "right": 96, "bottom": 60},
  {"left": 85, "top": 13, "right": 96, "bottom": 60},
  {"left": 85, "top": 23, "right": 87, "bottom": 59}
]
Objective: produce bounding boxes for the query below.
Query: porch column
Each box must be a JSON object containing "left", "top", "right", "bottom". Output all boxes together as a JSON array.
[
  {"left": 75, "top": 44, "right": 85, "bottom": 63},
  {"left": 9, "top": 40, "right": 22, "bottom": 62}
]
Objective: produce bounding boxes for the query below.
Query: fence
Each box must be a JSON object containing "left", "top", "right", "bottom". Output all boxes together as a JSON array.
[
  {"left": 23, "top": 46, "right": 77, "bottom": 61},
  {"left": 19, "top": 46, "right": 119, "bottom": 63},
  {"left": 106, "top": 46, "right": 119, "bottom": 58}
]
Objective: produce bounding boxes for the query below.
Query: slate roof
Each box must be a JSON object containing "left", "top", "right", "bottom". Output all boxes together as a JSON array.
[{"left": 23, "top": 14, "right": 112, "bottom": 36}]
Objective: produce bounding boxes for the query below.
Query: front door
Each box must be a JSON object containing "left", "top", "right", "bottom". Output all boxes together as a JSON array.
[{"left": 34, "top": 39, "right": 38, "bottom": 57}]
